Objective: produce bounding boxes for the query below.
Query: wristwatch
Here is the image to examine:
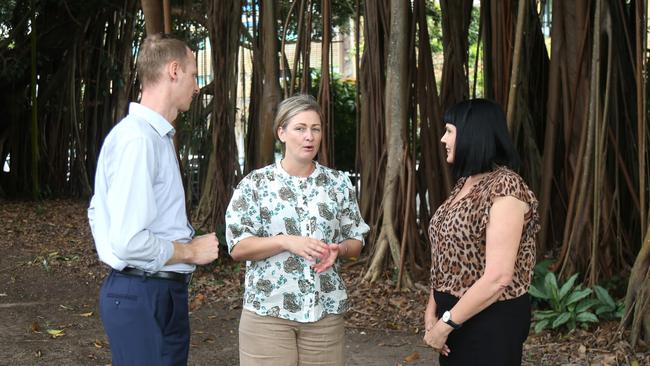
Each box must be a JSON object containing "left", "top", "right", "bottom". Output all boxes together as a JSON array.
[{"left": 441, "top": 310, "right": 462, "bottom": 330}]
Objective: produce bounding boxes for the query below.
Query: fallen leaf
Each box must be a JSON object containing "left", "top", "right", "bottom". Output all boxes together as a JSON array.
[
  {"left": 31, "top": 322, "right": 41, "bottom": 333},
  {"left": 189, "top": 293, "right": 205, "bottom": 311},
  {"left": 94, "top": 339, "right": 106, "bottom": 348},
  {"left": 404, "top": 351, "right": 420, "bottom": 362},
  {"left": 79, "top": 312, "right": 94, "bottom": 317},
  {"left": 46, "top": 329, "right": 65, "bottom": 338}
]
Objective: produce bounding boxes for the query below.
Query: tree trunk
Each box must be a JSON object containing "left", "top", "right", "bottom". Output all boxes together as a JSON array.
[
  {"left": 363, "top": 0, "right": 412, "bottom": 288},
  {"left": 623, "top": 221, "right": 650, "bottom": 345},
  {"left": 358, "top": 0, "right": 388, "bottom": 242},
  {"left": 257, "top": 0, "right": 281, "bottom": 168},
  {"left": 317, "top": 0, "right": 332, "bottom": 166},
  {"left": 194, "top": 0, "right": 242, "bottom": 230},
  {"left": 439, "top": 0, "right": 472, "bottom": 108},
  {"left": 140, "top": 0, "right": 164, "bottom": 35},
  {"left": 30, "top": 0, "right": 39, "bottom": 199}
]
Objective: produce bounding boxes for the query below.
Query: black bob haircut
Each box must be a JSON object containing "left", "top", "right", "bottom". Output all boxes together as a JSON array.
[{"left": 442, "top": 98, "right": 520, "bottom": 179}]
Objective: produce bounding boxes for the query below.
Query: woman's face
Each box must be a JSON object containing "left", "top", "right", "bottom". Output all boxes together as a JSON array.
[
  {"left": 278, "top": 110, "right": 322, "bottom": 163},
  {"left": 440, "top": 123, "right": 457, "bottom": 164}
]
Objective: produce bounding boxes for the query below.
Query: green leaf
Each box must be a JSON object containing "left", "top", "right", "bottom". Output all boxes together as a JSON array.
[
  {"left": 528, "top": 284, "right": 549, "bottom": 300},
  {"left": 615, "top": 305, "right": 625, "bottom": 319},
  {"left": 575, "top": 299, "right": 599, "bottom": 313},
  {"left": 533, "top": 310, "right": 558, "bottom": 321},
  {"left": 567, "top": 318, "right": 577, "bottom": 332},
  {"left": 544, "top": 272, "right": 559, "bottom": 299},
  {"left": 534, "top": 319, "right": 550, "bottom": 333},
  {"left": 576, "top": 311, "right": 599, "bottom": 323},
  {"left": 566, "top": 288, "right": 593, "bottom": 306},
  {"left": 593, "top": 285, "right": 616, "bottom": 308},
  {"left": 46, "top": 329, "right": 65, "bottom": 338},
  {"left": 552, "top": 312, "right": 571, "bottom": 329},
  {"left": 559, "top": 273, "right": 579, "bottom": 300}
]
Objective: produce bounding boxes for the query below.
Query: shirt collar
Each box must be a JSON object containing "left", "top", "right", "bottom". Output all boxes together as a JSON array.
[
  {"left": 275, "top": 160, "right": 321, "bottom": 180},
  {"left": 128, "top": 102, "right": 175, "bottom": 137}
]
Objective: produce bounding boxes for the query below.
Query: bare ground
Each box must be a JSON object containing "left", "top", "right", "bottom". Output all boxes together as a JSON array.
[{"left": 0, "top": 200, "right": 648, "bottom": 366}]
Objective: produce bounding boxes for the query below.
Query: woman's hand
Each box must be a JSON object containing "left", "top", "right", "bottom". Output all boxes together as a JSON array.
[
  {"left": 423, "top": 321, "right": 452, "bottom": 356},
  {"left": 424, "top": 292, "right": 437, "bottom": 334},
  {"left": 311, "top": 243, "right": 340, "bottom": 273},
  {"left": 283, "top": 235, "right": 329, "bottom": 262}
]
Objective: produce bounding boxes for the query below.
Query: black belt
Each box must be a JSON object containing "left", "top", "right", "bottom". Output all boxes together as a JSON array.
[{"left": 116, "top": 267, "right": 192, "bottom": 285}]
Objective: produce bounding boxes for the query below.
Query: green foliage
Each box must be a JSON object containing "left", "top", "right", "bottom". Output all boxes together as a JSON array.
[
  {"left": 310, "top": 69, "right": 358, "bottom": 173},
  {"left": 529, "top": 268, "right": 625, "bottom": 334},
  {"left": 330, "top": 77, "right": 357, "bottom": 172},
  {"left": 425, "top": 2, "right": 443, "bottom": 53},
  {"left": 0, "top": 0, "right": 15, "bottom": 40},
  {"left": 592, "top": 285, "right": 625, "bottom": 320},
  {"left": 529, "top": 272, "right": 598, "bottom": 333}
]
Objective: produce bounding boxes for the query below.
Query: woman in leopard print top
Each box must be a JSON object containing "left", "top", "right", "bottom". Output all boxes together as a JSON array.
[{"left": 423, "top": 99, "right": 539, "bottom": 366}]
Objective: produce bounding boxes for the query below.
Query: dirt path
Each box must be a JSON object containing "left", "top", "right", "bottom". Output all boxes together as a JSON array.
[
  {"left": 0, "top": 200, "right": 436, "bottom": 366},
  {"left": 4, "top": 200, "right": 648, "bottom": 366}
]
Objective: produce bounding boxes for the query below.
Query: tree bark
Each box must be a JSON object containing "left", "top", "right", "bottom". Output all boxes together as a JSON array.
[
  {"left": 194, "top": 0, "right": 242, "bottom": 229},
  {"left": 439, "top": 0, "right": 472, "bottom": 109},
  {"left": 140, "top": 0, "right": 164, "bottom": 35},
  {"left": 257, "top": 0, "right": 281, "bottom": 168},
  {"left": 364, "top": 0, "right": 412, "bottom": 288},
  {"left": 317, "top": 0, "right": 332, "bottom": 166}
]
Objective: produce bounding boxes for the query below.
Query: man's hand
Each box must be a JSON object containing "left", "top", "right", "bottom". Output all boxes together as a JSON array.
[
  {"left": 186, "top": 233, "right": 220, "bottom": 265},
  {"left": 168, "top": 233, "right": 219, "bottom": 265}
]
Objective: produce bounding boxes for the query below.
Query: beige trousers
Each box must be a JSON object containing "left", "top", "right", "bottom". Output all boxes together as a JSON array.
[{"left": 238, "top": 309, "right": 344, "bottom": 366}]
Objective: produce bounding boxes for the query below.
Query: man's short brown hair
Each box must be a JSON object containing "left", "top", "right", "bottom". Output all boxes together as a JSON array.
[{"left": 136, "top": 34, "right": 191, "bottom": 87}]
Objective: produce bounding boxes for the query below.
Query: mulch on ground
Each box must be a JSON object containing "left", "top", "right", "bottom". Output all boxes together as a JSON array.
[{"left": 1, "top": 199, "right": 648, "bottom": 365}]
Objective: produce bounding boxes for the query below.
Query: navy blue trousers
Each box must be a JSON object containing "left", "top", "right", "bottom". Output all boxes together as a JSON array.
[{"left": 99, "top": 270, "right": 190, "bottom": 366}]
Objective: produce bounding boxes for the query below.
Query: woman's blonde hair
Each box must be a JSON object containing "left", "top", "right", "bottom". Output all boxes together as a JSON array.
[
  {"left": 273, "top": 94, "right": 323, "bottom": 141},
  {"left": 136, "top": 34, "right": 191, "bottom": 88}
]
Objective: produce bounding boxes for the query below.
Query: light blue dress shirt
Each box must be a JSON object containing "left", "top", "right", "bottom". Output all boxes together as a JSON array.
[{"left": 88, "top": 103, "right": 195, "bottom": 273}]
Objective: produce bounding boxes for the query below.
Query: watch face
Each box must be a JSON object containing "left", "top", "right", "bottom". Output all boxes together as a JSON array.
[{"left": 442, "top": 311, "right": 450, "bottom": 322}]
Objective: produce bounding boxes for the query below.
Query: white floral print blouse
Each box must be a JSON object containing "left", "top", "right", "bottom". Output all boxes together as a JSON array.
[{"left": 226, "top": 161, "right": 370, "bottom": 323}]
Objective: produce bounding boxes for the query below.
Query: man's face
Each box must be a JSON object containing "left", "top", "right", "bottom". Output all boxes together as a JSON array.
[{"left": 176, "top": 49, "right": 199, "bottom": 112}]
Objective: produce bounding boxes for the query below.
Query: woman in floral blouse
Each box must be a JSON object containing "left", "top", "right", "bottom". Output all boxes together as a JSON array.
[{"left": 225, "top": 94, "right": 369, "bottom": 366}]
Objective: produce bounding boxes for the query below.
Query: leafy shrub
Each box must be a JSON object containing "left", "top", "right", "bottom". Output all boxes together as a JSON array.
[
  {"left": 592, "top": 285, "right": 625, "bottom": 320},
  {"left": 529, "top": 272, "right": 598, "bottom": 333},
  {"left": 529, "top": 270, "right": 625, "bottom": 333}
]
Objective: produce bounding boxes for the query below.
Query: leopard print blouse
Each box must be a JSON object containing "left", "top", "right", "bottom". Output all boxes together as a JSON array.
[{"left": 428, "top": 166, "right": 539, "bottom": 300}]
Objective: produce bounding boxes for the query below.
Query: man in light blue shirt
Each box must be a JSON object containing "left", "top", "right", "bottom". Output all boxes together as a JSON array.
[{"left": 88, "top": 34, "right": 219, "bottom": 365}]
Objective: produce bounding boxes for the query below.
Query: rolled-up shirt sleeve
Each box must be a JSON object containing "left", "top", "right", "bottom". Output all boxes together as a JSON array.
[
  {"left": 225, "top": 175, "right": 262, "bottom": 253},
  {"left": 106, "top": 136, "right": 174, "bottom": 272},
  {"left": 337, "top": 176, "right": 370, "bottom": 243}
]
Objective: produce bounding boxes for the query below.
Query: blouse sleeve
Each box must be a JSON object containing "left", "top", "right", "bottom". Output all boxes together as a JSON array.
[
  {"left": 337, "top": 175, "right": 370, "bottom": 243},
  {"left": 225, "top": 174, "right": 262, "bottom": 254},
  {"left": 489, "top": 170, "right": 529, "bottom": 201},
  {"left": 479, "top": 169, "right": 538, "bottom": 234}
]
